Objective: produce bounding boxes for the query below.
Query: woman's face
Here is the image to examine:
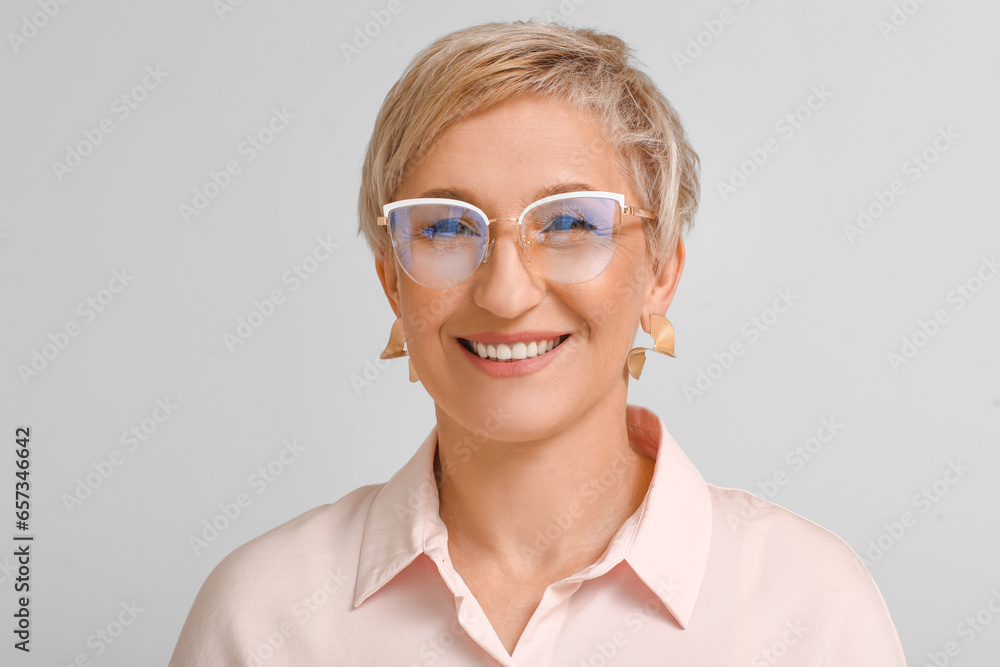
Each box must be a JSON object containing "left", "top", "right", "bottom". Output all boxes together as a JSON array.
[{"left": 377, "top": 94, "right": 683, "bottom": 440}]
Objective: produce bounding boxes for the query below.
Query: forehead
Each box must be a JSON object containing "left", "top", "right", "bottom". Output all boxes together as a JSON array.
[{"left": 396, "top": 95, "right": 627, "bottom": 211}]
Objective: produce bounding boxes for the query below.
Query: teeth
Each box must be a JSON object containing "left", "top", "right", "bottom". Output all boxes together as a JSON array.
[{"left": 470, "top": 336, "right": 565, "bottom": 362}]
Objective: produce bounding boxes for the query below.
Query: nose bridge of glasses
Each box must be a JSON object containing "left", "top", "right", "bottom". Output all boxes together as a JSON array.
[{"left": 481, "top": 215, "right": 524, "bottom": 263}]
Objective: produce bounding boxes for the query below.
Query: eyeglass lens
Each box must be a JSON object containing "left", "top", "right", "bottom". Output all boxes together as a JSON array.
[{"left": 388, "top": 196, "right": 621, "bottom": 288}]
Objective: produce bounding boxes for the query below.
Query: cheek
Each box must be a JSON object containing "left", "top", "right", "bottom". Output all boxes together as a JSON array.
[
  {"left": 585, "top": 263, "right": 649, "bottom": 334},
  {"left": 580, "top": 283, "right": 645, "bottom": 347},
  {"left": 399, "top": 285, "right": 466, "bottom": 349}
]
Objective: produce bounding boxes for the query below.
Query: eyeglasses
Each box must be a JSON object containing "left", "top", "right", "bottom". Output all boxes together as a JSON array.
[{"left": 377, "top": 191, "right": 656, "bottom": 289}]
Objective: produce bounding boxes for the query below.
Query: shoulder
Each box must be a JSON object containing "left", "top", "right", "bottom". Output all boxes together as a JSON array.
[
  {"left": 705, "top": 483, "right": 876, "bottom": 593},
  {"left": 168, "top": 483, "right": 383, "bottom": 666},
  {"left": 702, "top": 484, "right": 906, "bottom": 663},
  {"left": 707, "top": 484, "right": 863, "bottom": 564},
  {"left": 209, "top": 482, "right": 380, "bottom": 587}
]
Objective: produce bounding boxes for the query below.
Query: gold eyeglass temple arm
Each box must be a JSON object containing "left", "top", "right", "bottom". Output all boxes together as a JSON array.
[{"left": 623, "top": 206, "right": 657, "bottom": 221}]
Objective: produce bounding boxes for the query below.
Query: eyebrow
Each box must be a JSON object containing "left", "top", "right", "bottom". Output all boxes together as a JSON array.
[{"left": 414, "top": 182, "right": 599, "bottom": 207}]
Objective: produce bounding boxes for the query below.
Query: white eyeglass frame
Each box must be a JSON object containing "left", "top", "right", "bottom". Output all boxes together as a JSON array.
[{"left": 376, "top": 190, "right": 657, "bottom": 288}]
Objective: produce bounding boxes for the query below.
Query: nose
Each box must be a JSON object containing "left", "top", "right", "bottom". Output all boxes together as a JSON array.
[{"left": 471, "top": 218, "right": 545, "bottom": 319}]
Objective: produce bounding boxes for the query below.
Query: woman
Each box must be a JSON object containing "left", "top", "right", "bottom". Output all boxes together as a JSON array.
[{"left": 170, "top": 21, "right": 907, "bottom": 665}]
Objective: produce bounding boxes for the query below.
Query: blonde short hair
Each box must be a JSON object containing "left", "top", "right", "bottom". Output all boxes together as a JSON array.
[{"left": 358, "top": 20, "right": 700, "bottom": 269}]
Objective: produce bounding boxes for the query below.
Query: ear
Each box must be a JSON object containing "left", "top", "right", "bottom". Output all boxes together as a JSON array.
[
  {"left": 375, "top": 250, "right": 402, "bottom": 318},
  {"left": 640, "top": 238, "right": 685, "bottom": 334}
]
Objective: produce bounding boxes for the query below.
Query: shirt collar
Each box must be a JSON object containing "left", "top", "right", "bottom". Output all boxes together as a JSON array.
[
  {"left": 354, "top": 404, "right": 712, "bottom": 629},
  {"left": 619, "top": 404, "right": 713, "bottom": 629}
]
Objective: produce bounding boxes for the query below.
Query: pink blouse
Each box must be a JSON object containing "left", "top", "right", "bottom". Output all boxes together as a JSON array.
[{"left": 169, "top": 404, "right": 908, "bottom": 665}]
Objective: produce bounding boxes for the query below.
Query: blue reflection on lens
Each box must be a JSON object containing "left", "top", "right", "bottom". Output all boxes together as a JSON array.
[{"left": 417, "top": 217, "right": 482, "bottom": 240}]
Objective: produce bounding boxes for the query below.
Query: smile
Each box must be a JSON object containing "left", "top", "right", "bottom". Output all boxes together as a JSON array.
[{"left": 458, "top": 335, "right": 569, "bottom": 362}]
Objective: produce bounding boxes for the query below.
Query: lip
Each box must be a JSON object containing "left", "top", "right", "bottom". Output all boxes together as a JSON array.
[
  {"left": 455, "top": 334, "right": 569, "bottom": 378},
  {"left": 459, "top": 330, "right": 568, "bottom": 344}
]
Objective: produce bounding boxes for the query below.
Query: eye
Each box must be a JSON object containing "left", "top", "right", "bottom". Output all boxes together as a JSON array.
[
  {"left": 418, "top": 217, "right": 479, "bottom": 240},
  {"left": 541, "top": 215, "right": 597, "bottom": 233}
]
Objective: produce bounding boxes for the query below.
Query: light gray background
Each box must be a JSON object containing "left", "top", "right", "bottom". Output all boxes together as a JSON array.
[{"left": 2, "top": 0, "right": 998, "bottom": 664}]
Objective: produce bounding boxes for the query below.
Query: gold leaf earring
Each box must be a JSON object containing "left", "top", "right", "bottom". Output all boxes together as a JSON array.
[
  {"left": 627, "top": 314, "right": 675, "bottom": 380},
  {"left": 379, "top": 317, "right": 419, "bottom": 383}
]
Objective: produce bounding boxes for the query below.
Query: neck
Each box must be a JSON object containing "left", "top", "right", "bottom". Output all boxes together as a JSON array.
[{"left": 434, "top": 384, "right": 654, "bottom": 579}]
